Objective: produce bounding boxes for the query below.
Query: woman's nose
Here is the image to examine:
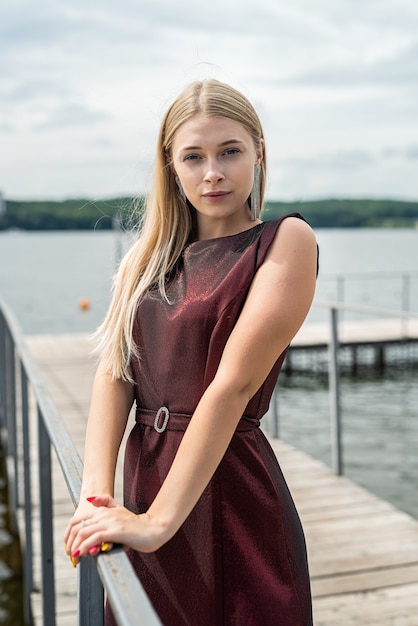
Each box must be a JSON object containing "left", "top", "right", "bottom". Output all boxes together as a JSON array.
[{"left": 204, "top": 160, "right": 225, "bottom": 184}]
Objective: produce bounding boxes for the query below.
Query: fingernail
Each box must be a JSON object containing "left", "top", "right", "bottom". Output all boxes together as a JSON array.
[
  {"left": 86, "top": 496, "right": 96, "bottom": 502},
  {"left": 64, "top": 543, "right": 69, "bottom": 555},
  {"left": 72, "top": 549, "right": 80, "bottom": 558},
  {"left": 71, "top": 557, "right": 77, "bottom": 568},
  {"left": 100, "top": 542, "right": 110, "bottom": 552},
  {"left": 89, "top": 545, "right": 99, "bottom": 555}
]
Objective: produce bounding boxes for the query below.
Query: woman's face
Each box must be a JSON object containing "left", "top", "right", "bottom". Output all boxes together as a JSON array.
[{"left": 172, "top": 114, "right": 263, "bottom": 238}]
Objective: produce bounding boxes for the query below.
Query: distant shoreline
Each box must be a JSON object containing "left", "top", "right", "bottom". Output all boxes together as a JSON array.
[{"left": 1, "top": 197, "right": 418, "bottom": 230}]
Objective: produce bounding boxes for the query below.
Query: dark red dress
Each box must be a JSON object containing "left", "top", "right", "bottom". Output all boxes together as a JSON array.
[{"left": 115, "top": 215, "right": 312, "bottom": 625}]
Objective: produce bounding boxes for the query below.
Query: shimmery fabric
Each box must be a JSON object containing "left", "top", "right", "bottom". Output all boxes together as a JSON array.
[{"left": 106, "top": 214, "right": 312, "bottom": 626}]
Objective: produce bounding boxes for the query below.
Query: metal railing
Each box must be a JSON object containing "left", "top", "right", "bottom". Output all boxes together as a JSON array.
[
  {"left": 0, "top": 298, "right": 161, "bottom": 626},
  {"left": 270, "top": 300, "right": 418, "bottom": 477},
  {"left": 318, "top": 270, "right": 418, "bottom": 314}
]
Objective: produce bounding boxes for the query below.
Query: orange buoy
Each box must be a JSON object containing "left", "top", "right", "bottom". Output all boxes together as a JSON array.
[{"left": 78, "top": 297, "right": 90, "bottom": 311}]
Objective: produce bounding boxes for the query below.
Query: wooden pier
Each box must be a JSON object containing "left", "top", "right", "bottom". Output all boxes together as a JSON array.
[
  {"left": 285, "top": 316, "right": 418, "bottom": 373},
  {"left": 25, "top": 331, "right": 418, "bottom": 625}
]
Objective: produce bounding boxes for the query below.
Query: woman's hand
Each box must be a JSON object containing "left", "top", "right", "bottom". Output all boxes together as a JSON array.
[
  {"left": 64, "top": 496, "right": 167, "bottom": 567},
  {"left": 64, "top": 495, "right": 116, "bottom": 565}
]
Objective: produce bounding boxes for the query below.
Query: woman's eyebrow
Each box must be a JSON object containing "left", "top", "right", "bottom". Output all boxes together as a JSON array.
[{"left": 180, "top": 139, "right": 245, "bottom": 151}]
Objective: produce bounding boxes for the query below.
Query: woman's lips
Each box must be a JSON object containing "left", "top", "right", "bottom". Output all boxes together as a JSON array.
[{"left": 203, "top": 191, "right": 231, "bottom": 202}]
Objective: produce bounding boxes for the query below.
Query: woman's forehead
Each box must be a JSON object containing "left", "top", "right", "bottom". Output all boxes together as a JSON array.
[{"left": 173, "top": 114, "right": 252, "bottom": 151}]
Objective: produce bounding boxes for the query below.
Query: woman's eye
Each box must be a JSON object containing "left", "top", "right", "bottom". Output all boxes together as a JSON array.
[
  {"left": 184, "top": 154, "right": 200, "bottom": 161},
  {"left": 224, "top": 148, "right": 240, "bottom": 156}
]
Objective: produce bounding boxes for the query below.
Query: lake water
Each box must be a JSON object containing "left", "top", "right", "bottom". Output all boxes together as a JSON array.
[
  {"left": 0, "top": 226, "right": 418, "bottom": 620},
  {"left": 1, "top": 227, "right": 418, "bottom": 333}
]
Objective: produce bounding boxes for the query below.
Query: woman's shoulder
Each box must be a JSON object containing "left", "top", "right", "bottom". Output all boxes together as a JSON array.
[
  {"left": 258, "top": 213, "right": 317, "bottom": 271},
  {"left": 263, "top": 212, "right": 311, "bottom": 231},
  {"left": 259, "top": 212, "right": 314, "bottom": 247},
  {"left": 262, "top": 213, "right": 318, "bottom": 272}
]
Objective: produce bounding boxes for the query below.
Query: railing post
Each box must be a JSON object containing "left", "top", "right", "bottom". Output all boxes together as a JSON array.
[
  {"left": 329, "top": 307, "right": 343, "bottom": 475},
  {"left": 0, "top": 310, "right": 6, "bottom": 429},
  {"left": 271, "top": 386, "right": 279, "bottom": 438},
  {"left": 401, "top": 273, "right": 410, "bottom": 338},
  {"left": 401, "top": 272, "right": 411, "bottom": 313},
  {"left": 5, "top": 327, "right": 19, "bottom": 529},
  {"left": 78, "top": 556, "right": 104, "bottom": 626},
  {"left": 21, "top": 364, "right": 34, "bottom": 625},
  {"left": 38, "top": 407, "right": 56, "bottom": 625},
  {"left": 336, "top": 275, "right": 345, "bottom": 304}
]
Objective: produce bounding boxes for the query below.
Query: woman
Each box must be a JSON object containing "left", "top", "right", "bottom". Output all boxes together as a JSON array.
[{"left": 64, "top": 79, "right": 317, "bottom": 625}]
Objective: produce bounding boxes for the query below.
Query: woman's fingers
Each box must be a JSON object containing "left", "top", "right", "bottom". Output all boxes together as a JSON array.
[
  {"left": 65, "top": 505, "right": 162, "bottom": 569},
  {"left": 64, "top": 496, "right": 120, "bottom": 562},
  {"left": 86, "top": 495, "right": 118, "bottom": 508},
  {"left": 65, "top": 506, "right": 132, "bottom": 566},
  {"left": 65, "top": 516, "right": 88, "bottom": 560},
  {"left": 99, "top": 541, "right": 114, "bottom": 552},
  {"left": 69, "top": 545, "right": 114, "bottom": 568},
  {"left": 87, "top": 542, "right": 114, "bottom": 556}
]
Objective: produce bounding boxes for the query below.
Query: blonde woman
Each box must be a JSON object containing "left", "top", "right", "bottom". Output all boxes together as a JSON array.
[{"left": 65, "top": 79, "right": 317, "bottom": 625}]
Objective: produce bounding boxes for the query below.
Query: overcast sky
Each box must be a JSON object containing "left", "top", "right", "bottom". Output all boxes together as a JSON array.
[{"left": 1, "top": 0, "right": 418, "bottom": 202}]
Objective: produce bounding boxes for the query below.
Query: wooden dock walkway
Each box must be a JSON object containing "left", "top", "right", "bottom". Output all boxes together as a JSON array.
[
  {"left": 25, "top": 333, "right": 418, "bottom": 626},
  {"left": 293, "top": 316, "right": 418, "bottom": 348}
]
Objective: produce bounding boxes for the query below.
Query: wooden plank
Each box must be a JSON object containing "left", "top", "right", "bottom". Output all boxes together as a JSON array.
[
  {"left": 313, "top": 582, "right": 418, "bottom": 626},
  {"left": 311, "top": 563, "right": 418, "bottom": 597}
]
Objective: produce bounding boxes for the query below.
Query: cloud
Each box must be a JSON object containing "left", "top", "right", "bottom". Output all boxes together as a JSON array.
[
  {"left": 404, "top": 145, "right": 418, "bottom": 160},
  {"left": 0, "top": 0, "right": 417, "bottom": 200},
  {"left": 284, "top": 43, "right": 418, "bottom": 88},
  {"left": 1, "top": 80, "right": 70, "bottom": 103},
  {"left": 34, "top": 103, "right": 110, "bottom": 131},
  {"left": 382, "top": 144, "right": 418, "bottom": 161},
  {"left": 267, "top": 141, "right": 418, "bottom": 200},
  {"left": 285, "top": 150, "right": 375, "bottom": 171}
]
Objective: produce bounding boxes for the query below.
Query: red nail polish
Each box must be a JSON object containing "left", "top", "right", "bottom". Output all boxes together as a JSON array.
[
  {"left": 86, "top": 496, "right": 96, "bottom": 502},
  {"left": 72, "top": 549, "right": 80, "bottom": 558},
  {"left": 89, "top": 546, "right": 99, "bottom": 555}
]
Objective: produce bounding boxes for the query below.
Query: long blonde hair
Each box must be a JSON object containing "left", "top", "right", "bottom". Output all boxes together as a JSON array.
[{"left": 96, "top": 79, "right": 267, "bottom": 381}]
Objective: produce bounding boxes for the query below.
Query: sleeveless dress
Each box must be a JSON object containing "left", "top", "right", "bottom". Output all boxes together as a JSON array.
[{"left": 112, "top": 215, "right": 312, "bottom": 625}]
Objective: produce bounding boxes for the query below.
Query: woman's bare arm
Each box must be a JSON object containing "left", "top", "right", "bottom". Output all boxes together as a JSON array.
[{"left": 80, "top": 361, "right": 134, "bottom": 498}]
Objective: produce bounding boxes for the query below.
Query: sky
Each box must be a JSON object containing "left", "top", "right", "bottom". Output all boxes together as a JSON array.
[{"left": 1, "top": 0, "right": 418, "bottom": 202}]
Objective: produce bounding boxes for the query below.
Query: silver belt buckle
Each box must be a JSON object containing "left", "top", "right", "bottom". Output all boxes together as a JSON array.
[{"left": 154, "top": 406, "right": 170, "bottom": 433}]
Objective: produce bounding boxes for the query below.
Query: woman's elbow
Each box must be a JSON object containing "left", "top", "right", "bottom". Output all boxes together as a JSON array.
[{"left": 210, "top": 368, "right": 257, "bottom": 410}]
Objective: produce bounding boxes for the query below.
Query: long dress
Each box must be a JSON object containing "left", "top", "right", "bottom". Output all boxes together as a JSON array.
[{"left": 111, "top": 215, "right": 312, "bottom": 625}]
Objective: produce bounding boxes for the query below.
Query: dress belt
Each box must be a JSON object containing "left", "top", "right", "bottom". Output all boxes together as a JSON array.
[{"left": 135, "top": 407, "right": 260, "bottom": 434}]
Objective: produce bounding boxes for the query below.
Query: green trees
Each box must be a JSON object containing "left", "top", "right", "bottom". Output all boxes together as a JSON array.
[
  {"left": 0, "top": 197, "right": 417, "bottom": 230},
  {"left": 264, "top": 198, "right": 418, "bottom": 228},
  {"left": 0, "top": 198, "right": 134, "bottom": 230}
]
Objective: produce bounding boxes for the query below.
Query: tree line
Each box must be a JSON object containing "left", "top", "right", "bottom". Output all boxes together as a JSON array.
[{"left": 1, "top": 197, "right": 417, "bottom": 230}]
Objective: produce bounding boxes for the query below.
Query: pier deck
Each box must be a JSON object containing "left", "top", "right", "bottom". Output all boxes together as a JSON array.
[
  {"left": 293, "top": 316, "right": 418, "bottom": 348},
  {"left": 25, "top": 332, "right": 418, "bottom": 625}
]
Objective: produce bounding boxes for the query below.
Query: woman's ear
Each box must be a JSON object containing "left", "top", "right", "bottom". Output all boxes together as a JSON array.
[{"left": 256, "top": 138, "right": 265, "bottom": 165}]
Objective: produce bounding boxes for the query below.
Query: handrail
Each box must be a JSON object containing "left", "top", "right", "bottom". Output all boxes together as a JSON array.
[
  {"left": 314, "top": 299, "right": 418, "bottom": 317},
  {"left": 317, "top": 270, "right": 418, "bottom": 316},
  {"left": 0, "top": 298, "right": 161, "bottom": 625},
  {"left": 320, "top": 270, "right": 418, "bottom": 280}
]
